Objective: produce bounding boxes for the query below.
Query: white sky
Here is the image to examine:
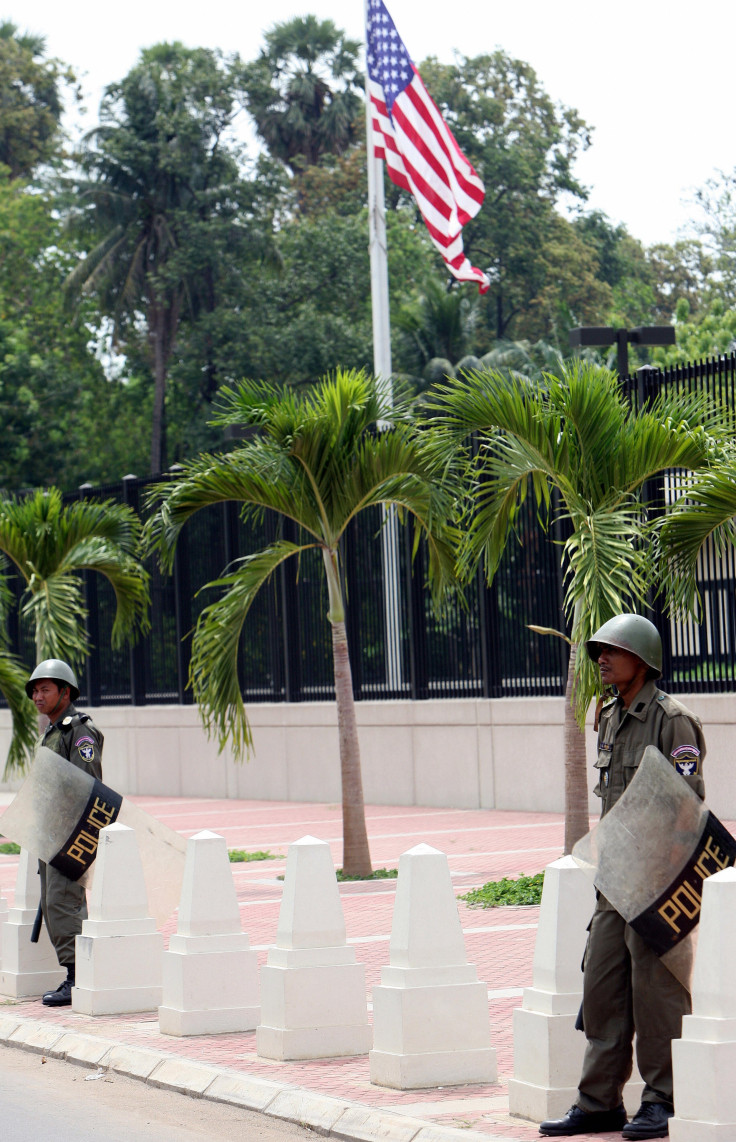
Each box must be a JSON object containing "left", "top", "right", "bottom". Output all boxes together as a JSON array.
[{"left": 11, "top": 0, "right": 735, "bottom": 246}]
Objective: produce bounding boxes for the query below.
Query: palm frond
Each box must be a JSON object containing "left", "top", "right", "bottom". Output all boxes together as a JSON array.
[
  {"left": 22, "top": 569, "right": 89, "bottom": 667},
  {"left": 0, "top": 651, "right": 37, "bottom": 778},
  {"left": 190, "top": 541, "right": 312, "bottom": 760},
  {"left": 658, "top": 463, "right": 736, "bottom": 617}
]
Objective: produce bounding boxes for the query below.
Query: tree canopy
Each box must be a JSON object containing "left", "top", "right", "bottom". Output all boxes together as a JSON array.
[
  {"left": 0, "top": 17, "right": 727, "bottom": 490},
  {"left": 0, "top": 21, "right": 74, "bottom": 180}
]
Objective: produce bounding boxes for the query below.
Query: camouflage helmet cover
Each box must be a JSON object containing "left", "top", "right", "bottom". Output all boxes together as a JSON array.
[
  {"left": 585, "top": 613, "right": 662, "bottom": 679},
  {"left": 25, "top": 659, "right": 80, "bottom": 701}
]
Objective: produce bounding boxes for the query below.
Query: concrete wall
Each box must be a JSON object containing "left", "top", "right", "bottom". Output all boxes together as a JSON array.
[{"left": 1, "top": 694, "right": 734, "bottom": 818}]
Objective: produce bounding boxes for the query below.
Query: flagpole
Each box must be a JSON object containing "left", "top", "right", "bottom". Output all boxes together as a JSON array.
[
  {"left": 365, "top": 71, "right": 392, "bottom": 407},
  {"left": 365, "top": 3, "right": 403, "bottom": 694}
]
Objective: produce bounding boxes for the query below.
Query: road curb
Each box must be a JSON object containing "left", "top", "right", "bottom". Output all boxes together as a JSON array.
[{"left": 0, "top": 1013, "right": 510, "bottom": 1141}]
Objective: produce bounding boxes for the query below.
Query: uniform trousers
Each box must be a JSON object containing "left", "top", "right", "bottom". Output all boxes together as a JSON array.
[
  {"left": 39, "top": 862, "right": 87, "bottom": 967},
  {"left": 578, "top": 907, "right": 690, "bottom": 1112}
]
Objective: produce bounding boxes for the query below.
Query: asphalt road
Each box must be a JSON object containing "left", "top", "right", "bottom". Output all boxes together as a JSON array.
[{"left": 0, "top": 1044, "right": 317, "bottom": 1142}]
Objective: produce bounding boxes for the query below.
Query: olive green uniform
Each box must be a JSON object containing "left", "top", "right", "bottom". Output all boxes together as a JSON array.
[
  {"left": 38, "top": 705, "right": 104, "bottom": 966},
  {"left": 577, "top": 679, "right": 705, "bottom": 1113}
]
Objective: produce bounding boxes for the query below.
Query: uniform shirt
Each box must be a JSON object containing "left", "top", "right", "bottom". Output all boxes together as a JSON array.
[
  {"left": 594, "top": 678, "right": 705, "bottom": 816},
  {"left": 39, "top": 703, "right": 104, "bottom": 782}
]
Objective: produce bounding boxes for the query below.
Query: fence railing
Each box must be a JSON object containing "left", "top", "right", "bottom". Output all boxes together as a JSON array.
[{"left": 5, "top": 351, "right": 736, "bottom": 706}]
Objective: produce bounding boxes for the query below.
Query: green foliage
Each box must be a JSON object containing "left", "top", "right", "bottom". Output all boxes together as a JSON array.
[
  {"left": 144, "top": 369, "right": 460, "bottom": 759},
  {"left": 66, "top": 42, "right": 261, "bottom": 474},
  {"left": 0, "top": 487, "right": 149, "bottom": 666},
  {"left": 653, "top": 296, "right": 736, "bottom": 366},
  {"left": 689, "top": 168, "right": 736, "bottom": 308},
  {"left": 658, "top": 458, "right": 736, "bottom": 620},
  {"left": 228, "top": 848, "right": 282, "bottom": 862},
  {"left": 459, "top": 872, "right": 544, "bottom": 908},
  {"left": 241, "top": 16, "right": 363, "bottom": 174},
  {"left": 0, "top": 21, "right": 74, "bottom": 179},
  {"left": 419, "top": 51, "right": 592, "bottom": 341},
  {"left": 0, "top": 841, "right": 21, "bottom": 854},
  {"left": 0, "top": 648, "right": 37, "bottom": 776},
  {"left": 0, "top": 175, "right": 120, "bottom": 490},
  {"left": 0, "top": 16, "right": 726, "bottom": 493},
  {"left": 335, "top": 866, "right": 398, "bottom": 882},
  {"left": 426, "top": 359, "right": 732, "bottom": 725}
]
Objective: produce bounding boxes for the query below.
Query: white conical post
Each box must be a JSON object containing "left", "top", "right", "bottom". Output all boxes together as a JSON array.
[
  {"left": 509, "top": 856, "right": 592, "bottom": 1121},
  {"left": 159, "top": 830, "right": 259, "bottom": 1035},
  {"left": 0, "top": 848, "right": 63, "bottom": 997},
  {"left": 509, "top": 855, "right": 643, "bottom": 1122},
  {"left": 73, "top": 823, "right": 162, "bottom": 1015},
  {"left": 671, "top": 867, "right": 736, "bottom": 1140},
  {"left": 275, "top": 834, "right": 348, "bottom": 950},
  {"left": 257, "top": 836, "right": 371, "bottom": 1060},
  {"left": 370, "top": 843, "right": 496, "bottom": 1089}
]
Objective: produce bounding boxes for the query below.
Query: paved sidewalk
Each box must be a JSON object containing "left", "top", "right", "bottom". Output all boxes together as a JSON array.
[{"left": 0, "top": 795, "right": 640, "bottom": 1141}]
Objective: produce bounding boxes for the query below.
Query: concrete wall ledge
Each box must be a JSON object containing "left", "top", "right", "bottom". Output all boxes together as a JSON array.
[{"left": 1, "top": 694, "right": 733, "bottom": 818}]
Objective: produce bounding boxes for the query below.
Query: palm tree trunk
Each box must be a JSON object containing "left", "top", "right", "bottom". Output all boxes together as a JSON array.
[
  {"left": 330, "top": 618, "right": 373, "bottom": 878},
  {"left": 563, "top": 641, "right": 590, "bottom": 853},
  {"left": 322, "top": 545, "right": 372, "bottom": 878}
]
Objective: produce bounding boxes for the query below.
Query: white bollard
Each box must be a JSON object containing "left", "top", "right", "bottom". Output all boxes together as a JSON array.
[
  {"left": 256, "top": 835, "right": 371, "bottom": 1060},
  {"left": 0, "top": 888, "right": 8, "bottom": 967},
  {"left": 670, "top": 866, "right": 736, "bottom": 1141},
  {"left": 369, "top": 843, "right": 496, "bottom": 1089},
  {"left": 73, "top": 822, "right": 163, "bottom": 1015},
  {"left": 0, "top": 848, "right": 64, "bottom": 997},
  {"left": 509, "top": 856, "right": 643, "bottom": 1122},
  {"left": 159, "top": 830, "right": 259, "bottom": 1035},
  {"left": 509, "top": 856, "right": 593, "bottom": 1121}
]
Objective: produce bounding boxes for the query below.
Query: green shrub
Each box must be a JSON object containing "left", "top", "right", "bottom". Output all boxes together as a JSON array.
[{"left": 459, "top": 872, "right": 544, "bottom": 908}]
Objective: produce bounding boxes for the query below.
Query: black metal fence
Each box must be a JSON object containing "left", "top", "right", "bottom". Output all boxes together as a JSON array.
[{"left": 6, "top": 351, "right": 736, "bottom": 706}]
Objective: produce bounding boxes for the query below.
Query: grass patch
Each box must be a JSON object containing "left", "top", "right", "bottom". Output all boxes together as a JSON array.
[
  {"left": 459, "top": 872, "right": 544, "bottom": 908},
  {"left": 335, "top": 867, "right": 398, "bottom": 882},
  {"left": 0, "top": 842, "right": 20, "bottom": 855},
  {"left": 277, "top": 866, "right": 399, "bottom": 883},
  {"left": 228, "top": 849, "right": 283, "bottom": 863}
]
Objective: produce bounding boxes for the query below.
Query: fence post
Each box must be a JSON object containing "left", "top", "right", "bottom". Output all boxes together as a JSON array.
[
  {"left": 122, "top": 475, "right": 146, "bottom": 706},
  {"left": 78, "top": 483, "right": 101, "bottom": 707},
  {"left": 476, "top": 568, "right": 501, "bottom": 698},
  {"left": 636, "top": 365, "right": 671, "bottom": 677},
  {"left": 172, "top": 525, "right": 192, "bottom": 707},
  {"left": 342, "top": 522, "right": 363, "bottom": 700},
  {"left": 279, "top": 517, "right": 302, "bottom": 703},
  {"left": 405, "top": 528, "right": 428, "bottom": 700}
]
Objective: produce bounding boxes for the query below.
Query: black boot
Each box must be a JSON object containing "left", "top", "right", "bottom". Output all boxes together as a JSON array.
[
  {"left": 539, "top": 1104, "right": 628, "bottom": 1136},
  {"left": 42, "top": 965, "right": 74, "bottom": 1007},
  {"left": 622, "top": 1102, "right": 673, "bottom": 1139}
]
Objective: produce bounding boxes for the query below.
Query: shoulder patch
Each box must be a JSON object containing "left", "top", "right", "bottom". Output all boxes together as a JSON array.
[{"left": 671, "top": 744, "right": 701, "bottom": 777}]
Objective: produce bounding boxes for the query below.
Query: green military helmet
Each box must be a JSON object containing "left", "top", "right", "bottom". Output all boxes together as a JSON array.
[
  {"left": 585, "top": 613, "right": 662, "bottom": 679},
  {"left": 25, "top": 659, "right": 80, "bottom": 701}
]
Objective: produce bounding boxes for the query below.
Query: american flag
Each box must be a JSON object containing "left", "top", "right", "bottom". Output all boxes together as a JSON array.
[{"left": 366, "top": 0, "right": 490, "bottom": 292}]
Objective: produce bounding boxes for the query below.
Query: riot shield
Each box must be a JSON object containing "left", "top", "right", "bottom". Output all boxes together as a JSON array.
[
  {"left": 572, "top": 746, "right": 736, "bottom": 989},
  {"left": 0, "top": 747, "right": 186, "bottom": 926}
]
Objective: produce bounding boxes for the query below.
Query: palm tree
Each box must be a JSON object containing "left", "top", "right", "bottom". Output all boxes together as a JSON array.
[
  {"left": 0, "top": 638, "right": 37, "bottom": 777},
  {"left": 427, "top": 360, "right": 730, "bottom": 852},
  {"left": 65, "top": 43, "right": 249, "bottom": 474},
  {"left": 0, "top": 21, "right": 65, "bottom": 180},
  {"left": 242, "top": 17, "right": 363, "bottom": 175},
  {"left": 0, "top": 488, "right": 149, "bottom": 759},
  {"left": 144, "top": 370, "right": 458, "bottom": 877},
  {"left": 658, "top": 458, "right": 736, "bottom": 619}
]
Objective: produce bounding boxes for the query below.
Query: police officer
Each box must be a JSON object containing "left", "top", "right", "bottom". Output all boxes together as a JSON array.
[
  {"left": 539, "top": 615, "right": 705, "bottom": 1140},
  {"left": 26, "top": 660, "right": 104, "bottom": 1007}
]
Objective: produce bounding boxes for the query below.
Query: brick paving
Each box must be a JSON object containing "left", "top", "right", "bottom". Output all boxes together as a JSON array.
[{"left": 0, "top": 794, "right": 696, "bottom": 1141}]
